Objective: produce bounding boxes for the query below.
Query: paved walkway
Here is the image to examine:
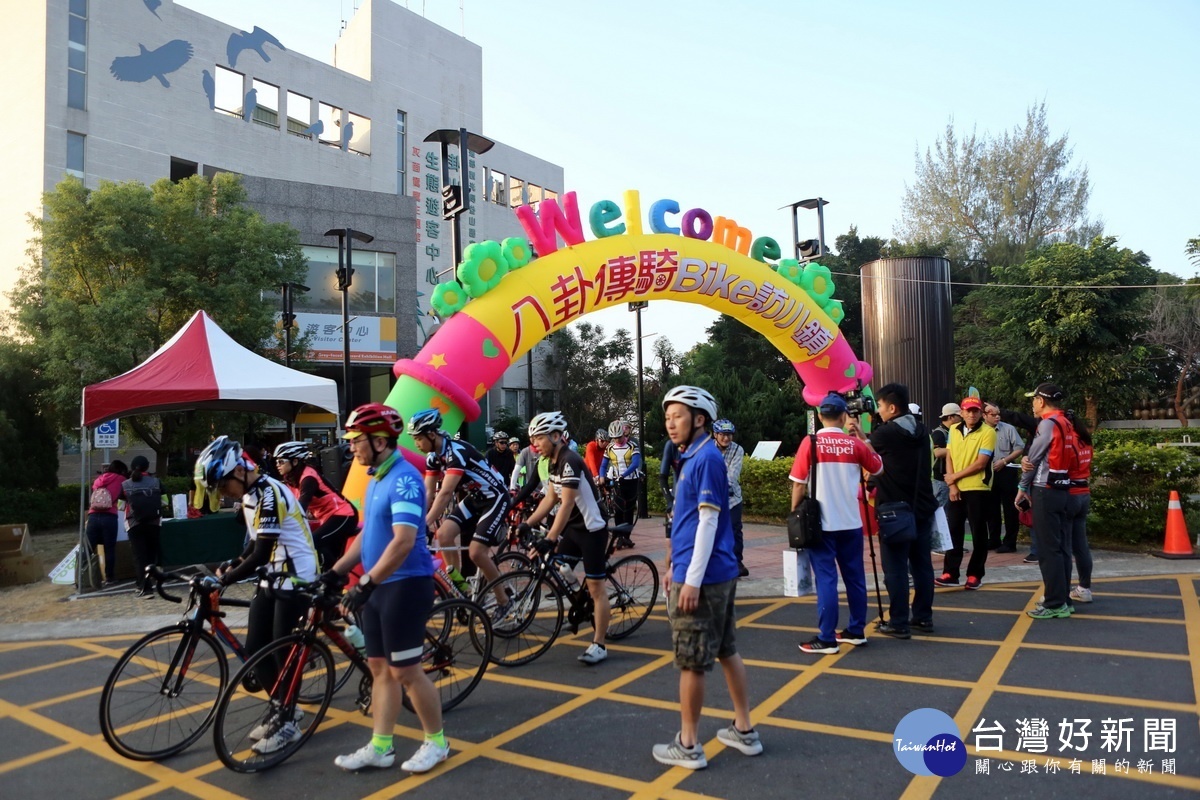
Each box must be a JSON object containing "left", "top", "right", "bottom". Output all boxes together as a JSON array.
[{"left": 1, "top": 519, "right": 1199, "bottom": 798}]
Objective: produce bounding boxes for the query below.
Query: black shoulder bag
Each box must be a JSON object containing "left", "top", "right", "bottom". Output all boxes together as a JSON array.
[{"left": 787, "top": 435, "right": 823, "bottom": 549}]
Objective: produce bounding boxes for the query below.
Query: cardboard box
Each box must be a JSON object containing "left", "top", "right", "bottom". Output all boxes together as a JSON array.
[
  {"left": 0, "top": 523, "right": 44, "bottom": 587},
  {"left": 781, "top": 548, "right": 815, "bottom": 598}
]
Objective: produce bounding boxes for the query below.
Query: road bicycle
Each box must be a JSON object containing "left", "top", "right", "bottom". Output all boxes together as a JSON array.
[
  {"left": 211, "top": 575, "right": 492, "bottom": 773},
  {"left": 98, "top": 565, "right": 362, "bottom": 761},
  {"left": 480, "top": 524, "right": 659, "bottom": 667}
]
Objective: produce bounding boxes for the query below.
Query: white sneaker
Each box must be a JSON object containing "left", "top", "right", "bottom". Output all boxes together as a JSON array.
[
  {"left": 401, "top": 739, "right": 450, "bottom": 773},
  {"left": 716, "top": 723, "right": 764, "bottom": 756},
  {"left": 1070, "top": 586, "right": 1093, "bottom": 603},
  {"left": 578, "top": 642, "right": 608, "bottom": 664},
  {"left": 251, "top": 721, "right": 301, "bottom": 754},
  {"left": 652, "top": 732, "right": 707, "bottom": 769},
  {"left": 249, "top": 707, "right": 304, "bottom": 740},
  {"left": 335, "top": 742, "right": 395, "bottom": 770}
]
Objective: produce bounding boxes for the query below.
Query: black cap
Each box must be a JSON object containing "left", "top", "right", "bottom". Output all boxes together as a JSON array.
[{"left": 1025, "top": 382, "right": 1065, "bottom": 403}]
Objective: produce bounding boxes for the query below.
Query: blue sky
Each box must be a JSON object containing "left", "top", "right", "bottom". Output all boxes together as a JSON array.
[{"left": 183, "top": 0, "right": 1200, "bottom": 358}]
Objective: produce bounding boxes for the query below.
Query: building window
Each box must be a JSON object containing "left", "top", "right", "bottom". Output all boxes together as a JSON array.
[
  {"left": 213, "top": 66, "right": 243, "bottom": 118},
  {"left": 544, "top": 189, "right": 558, "bottom": 204},
  {"left": 396, "top": 111, "right": 407, "bottom": 193},
  {"left": 503, "top": 389, "right": 522, "bottom": 418},
  {"left": 286, "top": 91, "right": 311, "bottom": 137},
  {"left": 526, "top": 184, "right": 543, "bottom": 210},
  {"left": 508, "top": 176, "right": 525, "bottom": 208},
  {"left": 346, "top": 112, "right": 370, "bottom": 155},
  {"left": 251, "top": 79, "right": 279, "bottom": 128},
  {"left": 488, "top": 169, "right": 507, "bottom": 205},
  {"left": 317, "top": 102, "right": 342, "bottom": 147},
  {"left": 67, "top": 0, "right": 87, "bottom": 109},
  {"left": 300, "top": 246, "right": 396, "bottom": 314},
  {"left": 66, "top": 132, "right": 85, "bottom": 177},
  {"left": 170, "top": 157, "right": 198, "bottom": 181}
]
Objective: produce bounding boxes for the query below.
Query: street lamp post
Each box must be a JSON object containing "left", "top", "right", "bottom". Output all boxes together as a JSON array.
[
  {"left": 280, "top": 281, "right": 310, "bottom": 436},
  {"left": 324, "top": 228, "right": 374, "bottom": 425},
  {"left": 781, "top": 197, "right": 830, "bottom": 260},
  {"left": 630, "top": 301, "right": 648, "bottom": 516}
]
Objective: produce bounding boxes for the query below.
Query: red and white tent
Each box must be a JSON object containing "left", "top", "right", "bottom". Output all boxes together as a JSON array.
[{"left": 82, "top": 310, "right": 339, "bottom": 426}]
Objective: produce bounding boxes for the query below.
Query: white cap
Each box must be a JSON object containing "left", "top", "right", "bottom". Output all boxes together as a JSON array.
[
  {"left": 940, "top": 402, "right": 962, "bottom": 418},
  {"left": 909, "top": 403, "right": 922, "bottom": 415}
]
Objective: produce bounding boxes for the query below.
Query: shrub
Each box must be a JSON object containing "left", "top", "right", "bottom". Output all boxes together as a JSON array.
[
  {"left": 644, "top": 454, "right": 795, "bottom": 522},
  {"left": 1092, "top": 428, "right": 1200, "bottom": 450},
  {"left": 1089, "top": 443, "right": 1200, "bottom": 545},
  {"left": 0, "top": 485, "right": 83, "bottom": 532}
]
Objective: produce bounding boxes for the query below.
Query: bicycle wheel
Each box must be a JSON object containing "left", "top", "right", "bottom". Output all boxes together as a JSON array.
[
  {"left": 480, "top": 570, "right": 563, "bottom": 667},
  {"left": 100, "top": 626, "right": 229, "bottom": 760},
  {"left": 604, "top": 554, "right": 659, "bottom": 640},
  {"left": 212, "top": 635, "right": 335, "bottom": 773},
  {"left": 401, "top": 598, "right": 492, "bottom": 714}
]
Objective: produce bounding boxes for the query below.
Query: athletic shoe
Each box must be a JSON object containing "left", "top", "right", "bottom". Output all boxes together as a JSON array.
[
  {"left": 251, "top": 721, "right": 301, "bottom": 754},
  {"left": 964, "top": 577, "right": 983, "bottom": 590},
  {"left": 933, "top": 573, "right": 959, "bottom": 587},
  {"left": 578, "top": 642, "right": 608, "bottom": 664},
  {"left": 1070, "top": 586, "right": 1093, "bottom": 603},
  {"left": 716, "top": 724, "right": 763, "bottom": 756},
  {"left": 913, "top": 620, "right": 935, "bottom": 634},
  {"left": 249, "top": 707, "right": 303, "bottom": 740},
  {"left": 1027, "top": 604, "right": 1072, "bottom": 619},
  {"left": 737, "top": 562, "right": 750, "bottom": 577},
  {"left": 834, "top": 630, "right": 868, "bottom": 646},
  {"left": 652, "top": 733, "right": 707, "bottom": 769},
  {"left": 335, "top": 742, "right": 395, "bottom": 770},
  {"left": 798, "top": 637, "right": 839, "bottom": 654},
  {"left": 1022, "top": 554, "right": 1038, "bottom": 564},
  {"left": 491, "top": 601, "right": 517, "bottom": 630},
  {"left": 876, "top": 621, "right": 911, "bottom": 640},
  {"left": 401, "top": 739, "right": 450, "bottom": 773}
]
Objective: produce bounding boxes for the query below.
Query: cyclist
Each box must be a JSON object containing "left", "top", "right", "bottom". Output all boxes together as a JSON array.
[
  {"left": 408, "top": 408, "right": 512, "bottom": 611},
  {"left": 320, "top": 402, "right": 448, "bottom": 774},
  {"left": 195, "top": 435, "right": 319, "bottom": 755},
  {"left": 273, "top": 441, "right": 358, "bottom": 570},
  {"left": 599, "top": 419, "right": 641, "bottom": 544},
  {"left": 523, "top": 411, "right": 613, "bottom": 665},
  {"left": 485, "top": 430, "right": 516, "bottom": 487},
  {"left": 584, "top": 428, "right": 608, "bottom": 478}
]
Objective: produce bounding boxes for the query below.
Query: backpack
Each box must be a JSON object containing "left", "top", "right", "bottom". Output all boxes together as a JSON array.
[
  {"left": 89, "top": 485, "right": 114, "bottom": 511},
  {"left": 123, "top": 479, "right": 162, "bottom": 522}
]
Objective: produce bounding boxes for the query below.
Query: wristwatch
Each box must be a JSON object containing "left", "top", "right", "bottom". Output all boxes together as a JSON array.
[{"left": 358, "top": 574, "right": 374, "bottom": 590}]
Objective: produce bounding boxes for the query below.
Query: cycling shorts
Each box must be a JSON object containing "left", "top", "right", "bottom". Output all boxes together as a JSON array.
[
  {"left": 361, "top": 576, "right": 434, "bottom": 666},
  {"left": 556, "top": 524, "right": 608, "bottom": 580},
  {"left": 447, "top": 492, "right": 510, "bottom": 548}
]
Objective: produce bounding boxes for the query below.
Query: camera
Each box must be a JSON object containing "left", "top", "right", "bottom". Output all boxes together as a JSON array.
[{"left": 844, "top": 390, "right": 876, "bottom": 418}]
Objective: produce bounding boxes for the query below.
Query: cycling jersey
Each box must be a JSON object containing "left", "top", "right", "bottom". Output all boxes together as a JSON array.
[
  {"left": 549, "top": 446, "right": 606, "bottom": 533},
  {"left": 602, "top": 441, "right": 642, "bottom": 480},
  {"left": 425, "top": 436, "right": 508, "bottom": 501},
  {"left": 363, "top": 450, "right": 434, "bottom": 582},
  {"left": 240, "top": 474, "right": 319, "bottom": 583}
]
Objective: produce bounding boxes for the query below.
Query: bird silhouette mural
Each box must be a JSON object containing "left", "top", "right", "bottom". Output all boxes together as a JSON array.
[
  {"left": 201, "top": 69, "right": 215, "bottom": 109},
  {"left": 226, "top": 27, "right": 285, "bottom": 68},
  {"left": 243, "top": 87, "right": 257, "bottom": 122},
  {"left": 143, "top": 0, "right": 162, "bottom": 18},
  {"left": 300, "top": 119, "right": 323, "bottom": 138},
  {"left": 341, "top": 119, "right": 354, "bottom": 151},
  {"left": 109, "top": 40, "right": 193, "bottom": 88}
]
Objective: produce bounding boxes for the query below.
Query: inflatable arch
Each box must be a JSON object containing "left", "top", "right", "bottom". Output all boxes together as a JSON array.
[{"left": 342, "top": 190, "right": 874, "bottom": 503}]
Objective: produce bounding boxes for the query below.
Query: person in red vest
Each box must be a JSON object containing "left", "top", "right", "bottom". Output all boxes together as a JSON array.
[
  {"left": 274, "top": 441, "right": 359, "bottom": 570},
  {"left": 584, "top": 428, "right": 608, "bottom": 480}
]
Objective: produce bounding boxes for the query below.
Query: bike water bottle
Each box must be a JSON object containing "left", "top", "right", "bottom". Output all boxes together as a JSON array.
[
  {"left": 344, "top": 624, "right": 366, "bottom": 654},
  {"left": 556, "top": 560, "right": 580, "bottom": 592}
]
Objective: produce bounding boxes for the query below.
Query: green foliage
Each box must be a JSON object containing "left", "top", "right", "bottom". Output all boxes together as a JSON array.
[
  {"left": 1089, "top": 444, "right": 1200, "bottom": 545},
  {"left": 489, "top": 407, "right": 526, "bottom": 444},
  {"left": 7, "top": 174, "right": 308, "bottom": 469},
  {"left": 0, "top": 340, "right": 59, "bottom": 490},
  {"left": 545, "top": 322, "right": 636, "bottom": 440},
  {"left": 0, "top": 485, "right": 83, "bottom": 531},
  {"left": 1092, "top": 429, "right": 1200, "bottom": 450},
  {"left": 645, "top": 455, "right": 796, "bottom": 521}
]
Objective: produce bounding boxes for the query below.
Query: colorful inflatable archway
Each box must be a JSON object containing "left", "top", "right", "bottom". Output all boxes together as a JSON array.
[{"left": 342, "top": 190, "right": 873, "bottom": 503}]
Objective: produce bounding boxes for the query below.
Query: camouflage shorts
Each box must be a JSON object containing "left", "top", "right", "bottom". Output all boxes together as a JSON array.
[{"left": 668, "top": 578, "right": 738, "bottom": 671}]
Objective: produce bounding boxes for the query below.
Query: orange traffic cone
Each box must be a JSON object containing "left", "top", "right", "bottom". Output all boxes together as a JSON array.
[{"left": 1154, "top": 491, "right": 1198, "bottom": 559}]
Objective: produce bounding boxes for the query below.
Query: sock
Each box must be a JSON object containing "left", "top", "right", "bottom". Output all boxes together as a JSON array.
[
  {"left": 426, "top": 729, "right": 447, "bottom": 749},
  {"left": 371, "top": 733, "right": 393, "bottom": 754},
  {"left": 593, "top": 642, "right": 606, "bottom": 649}
]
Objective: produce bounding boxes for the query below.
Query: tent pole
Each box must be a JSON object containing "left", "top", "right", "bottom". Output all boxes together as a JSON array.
[{"left": 77, "top": 425, "right": 88, "bottom": 594}]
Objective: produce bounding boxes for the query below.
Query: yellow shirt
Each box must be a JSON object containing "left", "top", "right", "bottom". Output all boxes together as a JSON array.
[{"left": 948, "top": 422, "right": 997, "bottom": 492}]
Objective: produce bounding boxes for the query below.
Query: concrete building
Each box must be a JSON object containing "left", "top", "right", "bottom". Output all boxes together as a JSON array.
[{"left": 8, "top": 0, "right": 563, "bottom": 457}]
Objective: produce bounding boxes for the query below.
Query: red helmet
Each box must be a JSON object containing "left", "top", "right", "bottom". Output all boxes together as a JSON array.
[{"left": 343, "top": 402, "right": 403, "bottom": 439}]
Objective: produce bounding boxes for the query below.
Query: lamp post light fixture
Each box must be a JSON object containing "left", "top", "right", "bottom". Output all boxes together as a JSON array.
[
  {"left": 781, "top": 197, "right": 829, "bottom": 261},
  {"left": 280, "top": 281, "right": 310, "bottom": 436},
  {"left": 423, "top": 128, "right": 495, "bottom": 275},
  {"left": 323, "top": 227, "right": 374, "bottom": 425},
  {"left": 629, "top": 300, "right": 649, "bottom": 516}
]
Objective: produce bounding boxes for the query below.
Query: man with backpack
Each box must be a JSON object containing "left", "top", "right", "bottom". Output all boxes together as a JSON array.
[{"left": 1015, "top": 383, "right": 1079, "bottom": 620}]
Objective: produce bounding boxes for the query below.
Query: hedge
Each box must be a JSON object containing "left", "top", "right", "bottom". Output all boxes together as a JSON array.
[
  {"left": 1089, "top": 443, "right": 1200, "bottom": 545},
  {"left": 645, "top": 455, "right": 795, "bottom": 520},
  {"left": 3, "top": 476, "right": 196, "bottom": 533}
]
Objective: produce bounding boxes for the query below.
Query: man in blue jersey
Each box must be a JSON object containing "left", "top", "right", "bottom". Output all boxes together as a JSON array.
[
  {"left": 653, "top": 386, "right": 762, "bottom": 770},
  {"left": 320, "top": 403, "right": 448, "bottom": 775}
]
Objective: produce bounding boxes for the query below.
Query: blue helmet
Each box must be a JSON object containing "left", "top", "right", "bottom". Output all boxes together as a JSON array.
[
  {"left": 713, "top": 419, "right": 736, "bottom": 434},
  {"left": 406, "top": 408, "right": 443, "bottom": 436}
]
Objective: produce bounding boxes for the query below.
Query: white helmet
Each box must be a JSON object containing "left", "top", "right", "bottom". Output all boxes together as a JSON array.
[
  {"left": 528, "top": 411, "right": 568, "bottom": 436},
  {"left": 662, "top": 385, "right": 718, "bottom": 421},
  {"left": 608, "top": 419, "right": 630, "bottom": 438}
]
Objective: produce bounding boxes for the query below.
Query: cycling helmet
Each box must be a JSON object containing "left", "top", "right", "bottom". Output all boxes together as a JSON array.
[
  {"left": 595, "top": 428, "right": 609, "bottom": 441},
  {"left": 273, "top": 441, "right": 310, "bottom": 462},
  {"left": 195, "top": 435, "right": 245, "bottom": 492},
  {"left": 662, "top": 385, "right": 719, "bottom": 421},
  {"left": 343, "top": 402, "right": 403, "bottom": 439},
  {"left": 528, "top": 411, "right": 569, "bottom": 436},
  {"left": 406, "top": 407, "right": 443, "bottom": 436},
  {"left": 713, "top": 419, "right": 736, "bottom": 434},
  {"left": 493, "top": 430, "right": 509, "bottom": 442},
  {"left": 608, "top": 419, "right": 630, "bottom": 439}
]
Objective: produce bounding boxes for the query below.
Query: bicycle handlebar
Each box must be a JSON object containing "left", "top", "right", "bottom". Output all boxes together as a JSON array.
[{"left": 148, "top": 564, "right": 223, "bottom": 605}]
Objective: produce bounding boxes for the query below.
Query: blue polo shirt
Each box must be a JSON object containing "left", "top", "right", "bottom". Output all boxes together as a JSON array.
[
  {"left": 362, "top": 450, "right": 434, "bottom": 583},
  {"left": 669, "top": 434, "right": 739, "bottom": 586}
]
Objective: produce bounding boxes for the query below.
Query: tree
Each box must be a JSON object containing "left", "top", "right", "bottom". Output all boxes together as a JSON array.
[
  {"left": 544, "top": 322, "right": 636, "bottom": 440},
  {"left": 900, "top": 103, "right": 1097, "bottom": 271},
  {"left": 7, "top": 174, "right": 308, "bottom": 471},
  {"left": 1141, "top": 280, "right": 1200, "bottom": 427},
  {"left": 0, "top": 338, "right": 59, "bottom": 489}
]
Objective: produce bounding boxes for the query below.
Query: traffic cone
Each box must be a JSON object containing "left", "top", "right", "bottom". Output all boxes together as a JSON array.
[{"left": 1154, "top": 491, "right": 1198, "bottom": 559}]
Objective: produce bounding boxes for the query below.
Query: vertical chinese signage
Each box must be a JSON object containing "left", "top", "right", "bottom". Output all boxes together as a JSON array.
[{"left": 413, "top": 143, "right": 477, "bottom": 347}]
